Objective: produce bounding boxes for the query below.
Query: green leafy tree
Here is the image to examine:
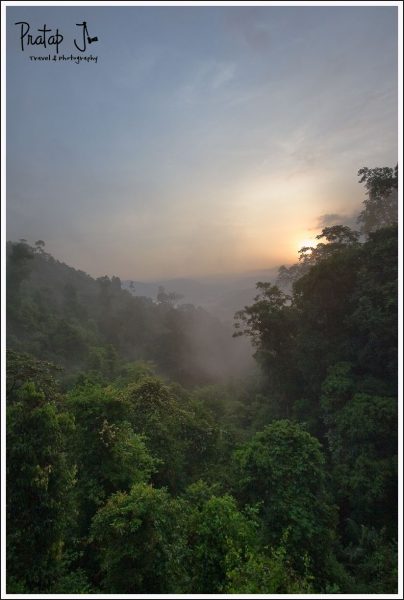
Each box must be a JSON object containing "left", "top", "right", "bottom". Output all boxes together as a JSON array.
[
  {"left": 225, "top": 535, "right": 314, "bottom": 593},
  {"left": 234, "top": 420, "right": 336, "bottom": 581},
  {"left": 292, "top": 241, "right": 361, "bottom": 419},
  {"left": 7, "top": 350, "right": 62, "bottom": 400},
  {"left": 122, "top": 377, "right": 194, "bottom": 491},
  {"left": 7, "top": 370, "right": 76, "bottom": 591},
  {"left": 341, "top": 522, "right": 397, "bottom": 593},
  {"left": 66, "top": 382, "right": 157, "bottom": 536},
  {"left": 321, "top": 364, "right": 397, "bottom": 533},
  {"left": 299, "top": 225, "right": 360, "bottom": 267},
  {"left": 234, "top": 284, "right": 299, "bottom": 418},
  {"left": 6, "top": 241, "right": 34, "bottom": 315},
  {"left": 90, "top": 483, "right": 188, "bottom": 593},
  {"left": 276, "top": 225, "right": 359, "bottom": 290},
  {"left": 182, "top": 481, "right": 258, "bottom": 593},
  {"left": 349, "top": 225, "right": 398, "bottom": 386},
  {"left": 357, "top": 165, "right": 398, "bottom": 234}
]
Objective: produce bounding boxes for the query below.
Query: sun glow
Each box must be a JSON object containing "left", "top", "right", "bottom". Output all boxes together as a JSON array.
[{"left": 297, "top": 238, "right": 317, "bottom": 252}]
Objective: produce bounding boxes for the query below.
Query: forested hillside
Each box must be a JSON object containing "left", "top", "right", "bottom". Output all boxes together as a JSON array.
[
  {"left": 6, "top": 166, "right": 398, "bottom": 593},
  {"left": 7, "top": 243, "right": 253, "bottom": 387}
]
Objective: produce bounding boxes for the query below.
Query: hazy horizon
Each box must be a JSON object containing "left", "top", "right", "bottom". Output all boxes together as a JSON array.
[{"left": 7, "top": 5, "right": 398, "bottom": 280}]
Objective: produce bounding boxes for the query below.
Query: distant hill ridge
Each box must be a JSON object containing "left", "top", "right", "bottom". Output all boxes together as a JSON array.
[{"left": 6, "top": 240, "right": 255, "bottom": 385}]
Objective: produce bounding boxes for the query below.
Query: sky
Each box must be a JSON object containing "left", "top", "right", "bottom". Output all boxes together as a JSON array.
[{"left": 6, "top": 5, "right": 398, "bottom": 280}]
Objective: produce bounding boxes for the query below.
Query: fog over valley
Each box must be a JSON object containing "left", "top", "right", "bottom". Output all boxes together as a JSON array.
[{"left": 5, "top": 4, "right": 399, "bottom": 596}]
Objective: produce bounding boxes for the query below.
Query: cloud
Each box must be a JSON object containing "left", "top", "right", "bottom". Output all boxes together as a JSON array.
[
  {"left": 225, "top": 8, "right": 271, "bottom": 52},
  {"left": 211, "top": 62, "right": 236, "bottom": 89},
  {"left": 314, "top": 212, "right": 360, "bottom": 231},
  {"left": 176, "top": 60, "right": 236, "bottom": 105},
  {"left": 316, "top": 213, "right": 345, "bottom": 227}
]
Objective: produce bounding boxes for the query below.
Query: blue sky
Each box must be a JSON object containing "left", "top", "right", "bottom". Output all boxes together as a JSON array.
[{"left": 7, "top": 5, "right": 398, "bottom": 279}]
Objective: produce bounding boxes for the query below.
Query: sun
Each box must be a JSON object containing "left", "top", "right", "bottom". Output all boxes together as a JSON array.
[{"left": 297, "top": 237, "right": 317, "bottom": 252}]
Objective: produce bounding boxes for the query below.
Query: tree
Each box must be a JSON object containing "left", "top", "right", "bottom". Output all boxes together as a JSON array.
[
  {"left": 234, "top": 283, "right": 299, "bottom": 417},
  {"left": 7, "top": 350, "right": 62, "bottom": 400},
  {"left": 225, "top": 535, "right": 314, "bottom": 593},
  {"left": 157, "top": 285, "right": 184, "bottom": 306},
  {"left": 340, "top": 523, "right": 397, "bottom": 593},
  {"left": 276, "top": 262, "right": 308, "bottom": 291},
  {"left": 292, "top": 241, "right": 361, "bottom": 414},
  {"left": 6, "top": 240, "right": 34, "bottom": 301},
  {"left": 276, "top": 226, "right": 359, "bottom": 291},
  {"left": 298, "top": 225, "right": 359, "bottom": 267},
  {"left": 90, "top": 483, "right": 188, "bottom": 593},
  {"left": 122, "top": 376, "right": 220, "bottom": 491},
  {"left": 7, "top": 360, "right": 76, "bottom": 592},
  {"left": 183, "top": 481, "right": 258, "bottom": 593},
  {"left": 122, "top": 376, "right": 192, "bottom": 491},
  {"left": 349, "top": 225, "right": 398, "bottom": 387},
  {"left": 66, "top": 381, "right": 157, "bottom": 536},
  {"left": 234, "top": 420, "right": 336, "bottom": 580},
  {"left": 34, "top": 239, "right": 46, "bottom": 253},
  {"left": 321, "top": 363, "right": 397, "bottom": 534},
  {"left": 357, "top": 165, "right": 398, "bottom": 234},
  {"left": 51, "top": 319, "right": 88, "bottom": 361}
]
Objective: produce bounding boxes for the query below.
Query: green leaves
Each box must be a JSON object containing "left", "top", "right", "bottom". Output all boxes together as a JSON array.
[
  {"left": 234, "top": 420, "right": 335, "bottom": 577},
  {"left": 184, "top": 491, "right": 257, "bottom": 593},
  {"left": 7, "top": 379, "right": 76, "bottom": 591},
  {"left": 322, "top": 380, "right": 397, "bottom": 532},
  {"left": 225, "top": 536, "right": 314, "bottom": 594},
  {"left": 5, "top": 166, "right": 398, "bottom": 593},
  {"left": 357, "top": 165, "right": 398, "bottom": 234},
  {"left": 91, "top": 483, "right": 187, "bottom": 593},
  {"left": 66, "top": 381, "right": 157, "bottom": 536}
]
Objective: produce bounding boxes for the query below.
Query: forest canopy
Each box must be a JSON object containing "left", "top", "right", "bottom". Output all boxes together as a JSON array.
[{"left": 6, "top": 166, "right": 398, "bottom": 594}]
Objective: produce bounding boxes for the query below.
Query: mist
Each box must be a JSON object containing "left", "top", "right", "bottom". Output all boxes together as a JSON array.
[{"left": 5, "top": 4, "right": 399, "bottom": 596}]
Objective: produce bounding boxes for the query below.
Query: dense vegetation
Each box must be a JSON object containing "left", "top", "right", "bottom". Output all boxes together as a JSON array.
[
  {"left": 7, "top": 240, "right": 251, "bottom": 388},
  {"left": 6, "top": 166, "right": 398, "bottom": 593}
]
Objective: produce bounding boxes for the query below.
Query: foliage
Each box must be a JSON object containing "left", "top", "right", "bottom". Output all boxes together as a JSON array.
[
  {"left": 340, "top": 521, "right": 398, "bottom": 593},
  {"left": 90, "top": 483, "right": 188, "bottom": 593},
  {"left": 357, "top": 165, "right": 398, "bottom": 234},
  {"left": 225, "top": 537, "right": 314, "bottom": 593},
  {"left": 7, "top": 375, "right": 76, "bottom": 591},
  {"left": 234, "top": 283, "right": 299, "bottom": 417},
  {"left": 121, "top": 376, "right": 219, "bottom": 491},
  {"left": 6, "top": 166, "right": 398, "bottom": 593},
  {"left": 6, "top": 240, "right": 245, "bottom": 386},
  {"left": 234, "top": 420, "right": 336, "bottom": 581},
  {"left": 350, "top": 225, "right": 398, "bottom": 386},
  {"left": 321, "top": 365, "right": 397, "bottom": 533},
  {"left": 7, "top": 349, "right": 63, "bottom": 400},
  {"left": 66, "top": 381, "right": 157, "bottom": 535},
  {"left": 182, "top": 483, "right": 258, "bottom": 593}
]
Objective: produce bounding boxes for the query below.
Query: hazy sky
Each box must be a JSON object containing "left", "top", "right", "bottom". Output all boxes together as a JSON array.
[{"left": 7, "top": 5, "right": 398, "bottom": 280}]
